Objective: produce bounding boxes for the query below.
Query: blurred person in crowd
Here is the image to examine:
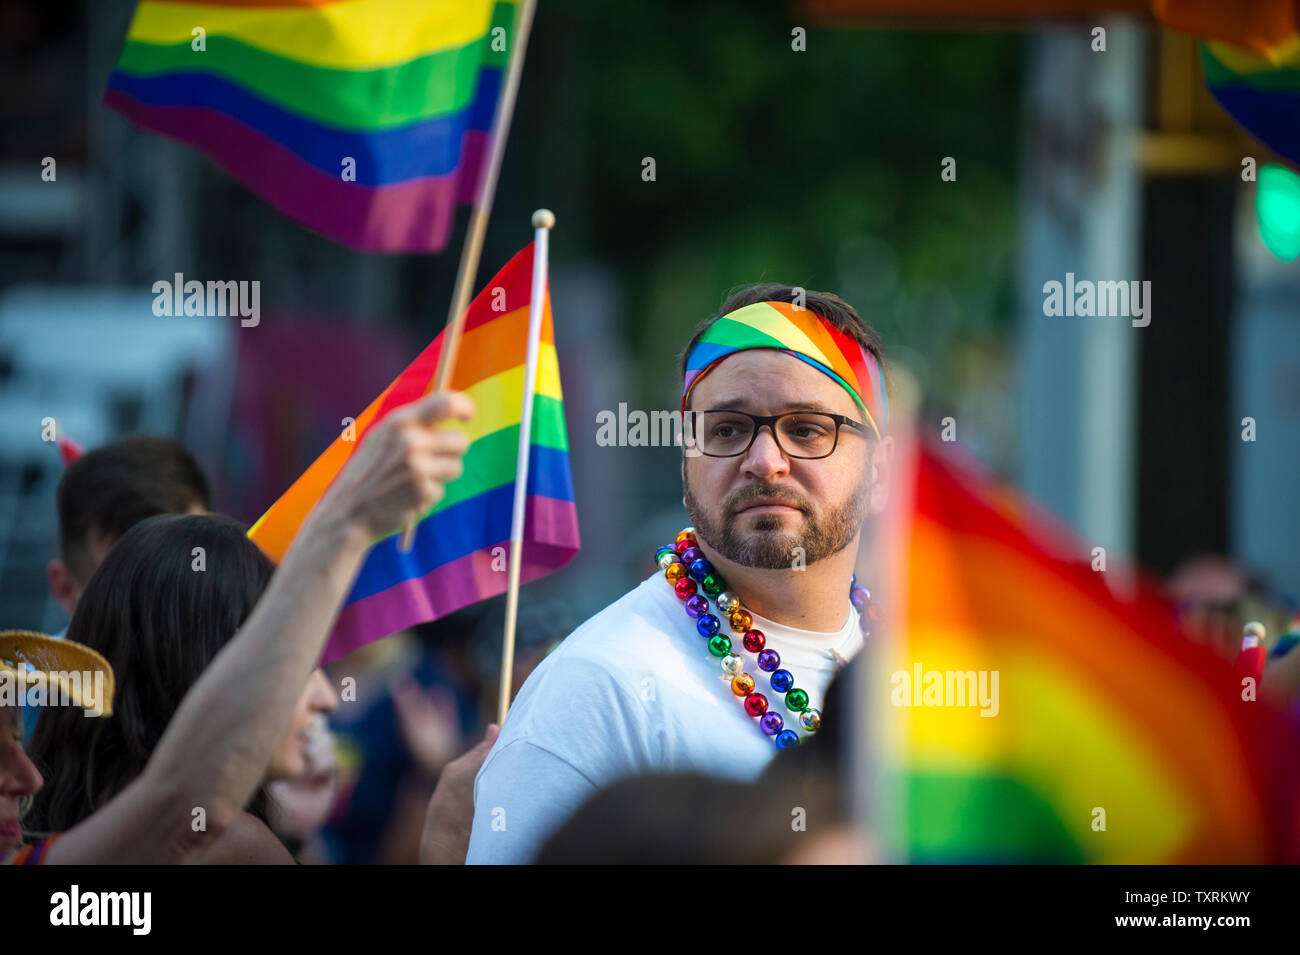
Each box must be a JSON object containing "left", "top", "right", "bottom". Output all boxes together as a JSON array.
[
  {"left": 47, "top": 434, "right": 210, "bottom": 622},
  {"left": 468, "top": 285, "right": 890, "bottom": 863},
  {"left": 5, "top": 390, "right": 482, "bottom": 864},
  {"left": 29, "top": 514, "right": 338, "bottom": 863},
  {"left": 320, "top": 631, "right": 473, "bottom": 865},
  {"left": 319, "top": 595, "right": 570, "bottom": 864},
  {"left": 43, "top": 434, "right": 341, "bottom": 862},
  {"left": 26, "top": 434, "right": 210, "bottom": 745},
  {"left": 266, "top": 714, "right": 341, "bottom": 863},
  {"left": 1, "top": 630, "right": 115, "bottom": 864}
]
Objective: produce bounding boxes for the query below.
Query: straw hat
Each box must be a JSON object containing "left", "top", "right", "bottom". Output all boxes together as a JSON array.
[{"left": 0, "top": 630, "right": 115, "bottom": 716}]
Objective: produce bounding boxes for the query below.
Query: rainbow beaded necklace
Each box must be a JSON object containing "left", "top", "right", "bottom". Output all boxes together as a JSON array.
[{"left": 654, "top": 526, "right": 872, "bottom": 749}]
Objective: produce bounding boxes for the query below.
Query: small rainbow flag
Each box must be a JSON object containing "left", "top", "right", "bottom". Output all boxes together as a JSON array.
[
  {"left": 250, "top": 243, "right": 579, "bottom": 662},
  {"left": 1201, "top": 40, "right": 1300, "bottom": 166},
  {"left": 878, "top": 438, "right": 1300, "bottom": 862},
  {"left": 103, "top": 0, "right": 515, "bottom": 252}
]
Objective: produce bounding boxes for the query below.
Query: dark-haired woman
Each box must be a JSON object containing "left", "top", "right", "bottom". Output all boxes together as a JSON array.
[
  {"left": 3, "top": 390, "right": 476, "bottom": 864},
  {"left": 28, "top": 514, "right": 339, "bottom": 862}
]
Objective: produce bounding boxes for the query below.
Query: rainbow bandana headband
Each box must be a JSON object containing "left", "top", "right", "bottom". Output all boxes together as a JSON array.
[{"left": 682, "top": 301, "right": 888, "bottom": 438}]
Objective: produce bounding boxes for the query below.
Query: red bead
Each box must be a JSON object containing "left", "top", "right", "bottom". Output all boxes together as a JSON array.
[
  {"left": 744, "top": 693, "right": 768, "bottom": 717},
  {"left": 674, "top": 578, "right": 697, "bottom": 600},
  {"left": 675, "top": 530, "right": 697, "bottom": 549},
  {"left": 868, "top": 603, "right": 882, "bottom": 622},
  {"left": 675, "top": 537, "right": 694, "bottom": 555},
  {"left": 743, "top": 629, "right": 765, "bottom": 653}
]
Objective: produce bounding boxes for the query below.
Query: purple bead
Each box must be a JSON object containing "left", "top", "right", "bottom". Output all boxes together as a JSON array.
[
  {"left": 688, "top": 557, "right": 713, "bottom": 581},
  {"left": 850, "top": 587, "right": 866, "bottom": 608},
  {"left": 685, "top": 594, "right": 709, "bottom": 618},
  {"left": 696, "top": 613, "right": 720, "bottom": 637},
  {"left": 757, "top": 648, "right": 780, "bottom": 672},
  {"left": 760, "top": 712, "right": 784, "bottom": 735},
  {"left": 680, "top": 546, "right": 703, "bottom": 566}
]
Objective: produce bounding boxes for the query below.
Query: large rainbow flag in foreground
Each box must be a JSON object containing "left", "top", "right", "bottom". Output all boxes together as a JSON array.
[
  {"left": 104, "top": 0, "right": 515, "bottom": 252},
  {"left": 250, "top": 243, "right": 579, "bottom": 662},
  {"left": 878, "top": 438, "right": 1300, "bottom": 862}
]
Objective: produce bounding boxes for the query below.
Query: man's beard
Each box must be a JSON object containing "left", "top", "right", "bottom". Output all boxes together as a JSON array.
[{"left": 683, "top": 474, "right": 869, "bottom": 570}]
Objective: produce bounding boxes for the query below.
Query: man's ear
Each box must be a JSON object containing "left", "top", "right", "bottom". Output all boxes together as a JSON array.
[
  {"left": 47, "top": 557, "right": 81, "bottom": 617},
  {"left": 866, "top": 435, "right": 895, "bottom": 515}
]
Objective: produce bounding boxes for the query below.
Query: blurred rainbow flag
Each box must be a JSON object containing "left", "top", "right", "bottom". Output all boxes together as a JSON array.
[
  {"left": 879, "top": 438, "right": 1300, "bottom": 862},
  {"left": 1201, "top": 41, "right": 1300, "bottom": 166},
  {"left": 1153, "top": 1, "right": 1300, "bottom": 165},
  {"left": 103, "top": 0, "right": 515, "bottom": 252},
  {"left": 250, "top": 243, "right": 579, "bottom": 662}
]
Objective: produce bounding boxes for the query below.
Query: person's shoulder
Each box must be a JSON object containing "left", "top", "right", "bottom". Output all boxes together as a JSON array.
[
  {"left": 495, "top": 573, "right": 682, "bottom": 731},
  {"left": 194, "top": 811, "right": 294, "bottom": 865},
  {"left": 553, "top": 572, "right": 680, "bottom": 670}
]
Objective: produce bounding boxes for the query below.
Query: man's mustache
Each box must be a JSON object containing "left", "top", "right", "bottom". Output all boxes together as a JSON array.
[{"left": 725, "top": 484, "right": 811, "bottom": 515}]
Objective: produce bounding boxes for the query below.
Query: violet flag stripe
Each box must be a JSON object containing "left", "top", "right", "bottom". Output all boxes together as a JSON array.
[
  {"left": 326, "top": 500, "right": 580, "bottom": 664},
  {"left": 104, "top": 90, "right": 489, "bottom": 253}
]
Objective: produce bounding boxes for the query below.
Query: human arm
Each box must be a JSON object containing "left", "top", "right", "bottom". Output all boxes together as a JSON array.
[{"left": 46, "top": 391, "right": 474, "bottom": 864}]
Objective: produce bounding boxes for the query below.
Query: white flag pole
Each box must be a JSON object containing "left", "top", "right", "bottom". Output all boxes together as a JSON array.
[{"left": 496, "top": 208, "right": 554, "bottom": 725}]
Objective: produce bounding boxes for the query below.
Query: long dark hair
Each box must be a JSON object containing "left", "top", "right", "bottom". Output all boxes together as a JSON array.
[{"left": 27, "top": 513, "right": 276, "bottom": 833}]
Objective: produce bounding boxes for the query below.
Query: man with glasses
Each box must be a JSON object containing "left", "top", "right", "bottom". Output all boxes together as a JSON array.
[{"left": 467, "top": 285, "right": 893, "bottom": 864}]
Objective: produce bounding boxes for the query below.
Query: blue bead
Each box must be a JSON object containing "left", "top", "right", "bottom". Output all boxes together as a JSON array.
[
  {"left": 655, "top": 546, "right": 676, "bottom": 563},
  {"left": 696, "top": 613, "right": 720, "bottom": 637},
  {"left": 775, "top": 730, "right": 800, "bottom": 749},
  {"left": 688, "top": 557, "right": 713, "bottom": 581},
  {"left": 770, "top": 669, "right": 794, "bottom": 693}
]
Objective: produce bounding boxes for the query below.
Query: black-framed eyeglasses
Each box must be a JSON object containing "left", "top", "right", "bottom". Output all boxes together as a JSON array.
[{"left": 685, "top": 409, "right": 870, "bottom": 459}]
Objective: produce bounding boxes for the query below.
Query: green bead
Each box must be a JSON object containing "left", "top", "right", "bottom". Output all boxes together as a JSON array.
[
  {"left": 708, "top": 634, "right": 732, "bottom": 657},
  {"left": 700, "top": 574, "right": 724, "bottom": 597},
  {"left": 785, "top": 688, "right": 810, "bottom": 712}
]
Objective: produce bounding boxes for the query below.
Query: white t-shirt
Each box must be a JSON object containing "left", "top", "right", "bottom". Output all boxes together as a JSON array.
[{"left": 466, "top": 570, "right": 862, "bottom": 864}]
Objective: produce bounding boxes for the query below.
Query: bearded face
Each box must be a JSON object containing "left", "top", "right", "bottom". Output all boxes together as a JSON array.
[{"left": 680, "top": 350, "right": 877, "bottom": 571}]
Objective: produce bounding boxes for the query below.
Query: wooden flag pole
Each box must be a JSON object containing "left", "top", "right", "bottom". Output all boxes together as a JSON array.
[
  {"left": 399, "top": 0, "right": 540, "bottom": 551},
  {"left": 497, "top": 208, "right": 553, "bottom": 725}
]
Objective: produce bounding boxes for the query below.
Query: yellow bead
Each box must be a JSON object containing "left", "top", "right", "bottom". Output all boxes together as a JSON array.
[
  {"left": 675, "top": 530, "right": 697, "bottom": 548},
  {"left": 665, "top": 562, "right": 687, "bottom": 583},
  {"left": 731, "top": 673, "right": 755, "bottom": 696},
  {"left": 730, "top": 609, "right": 753, "bottom": 632}
]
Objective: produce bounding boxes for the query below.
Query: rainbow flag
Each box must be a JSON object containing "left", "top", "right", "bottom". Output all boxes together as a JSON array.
[
  {"left": 103, "top": 0, "right": 515, "bottom": 252},
  {"left": 1154, "top": 0, "right": 1300, "bottom": 64},
  {"left": 1150, "top": 2, "right": 1300, "bottom": 165},
  {"left": 250, "top": 243, "right": 579, "bottom": 662},
  {"left": 878, "top": 438, "right": 1300, "bottom": 862},
  {"left": 1201, "top": 41, "right": 1300, "bottom": 166}
]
